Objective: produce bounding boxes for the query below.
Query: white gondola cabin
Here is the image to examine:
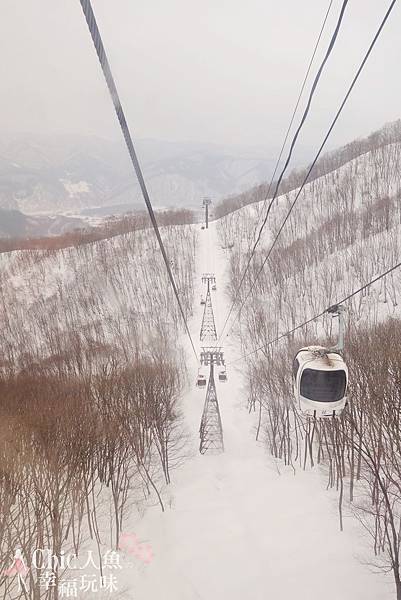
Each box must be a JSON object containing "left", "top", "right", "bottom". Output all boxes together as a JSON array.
[
  {"left": 196, "top": 372, "right": 207, "bottom": 388},
  {"left": 200, "top": 295, "right": 206, "bottom": 305},
  {"left": 212, "top": 283, "right": 216, "bottom": 291},
  {"left": 218, "top": 369, "right": 227, "bottom": 382},
  {"left": 293, "top": 345, "right": 348, "bottom": 418}
]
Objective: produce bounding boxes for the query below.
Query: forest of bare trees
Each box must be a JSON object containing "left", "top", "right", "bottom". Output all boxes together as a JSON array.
[
  {"left": 0, "top": 216, "right": 197, "bottom": 599},
  {"left": 0, "top": 208, "right": 194, "bottom": 254}
]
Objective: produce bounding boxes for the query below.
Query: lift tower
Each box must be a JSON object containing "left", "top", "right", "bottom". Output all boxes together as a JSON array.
[
  {"left": 200, "top": 274, "right": 217, "bottom": 342},
  {"left": 199, "top": 348, "right": 225, "bottom": 454},
  {"left": 202, "top": 197, "right": 212, "bottom": 229}
]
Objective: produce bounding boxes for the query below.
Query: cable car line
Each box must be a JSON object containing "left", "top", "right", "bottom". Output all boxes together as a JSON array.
[
  {"left": 250, "top": 0, "right": 334, "bottom": 243},
  {"left": 227, "top": 256, "right": 401, "bottom": 367},
  {"left": 219, "top": 0, "right": 397, "bottom": 344},
  {"left": 216, "top": 0, "right": 349, "bottom": 345},
  {"left": 78, "top": 0, "right": 198, "bottom": 361}
]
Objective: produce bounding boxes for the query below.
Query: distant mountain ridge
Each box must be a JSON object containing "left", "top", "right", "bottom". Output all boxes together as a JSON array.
[{"left": 0, "top": 133, "right": 279, "bottom": 217}]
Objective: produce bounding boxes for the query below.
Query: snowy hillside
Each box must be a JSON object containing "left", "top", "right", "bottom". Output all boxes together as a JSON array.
[
  {"left": 0, "top": 223, "right": 196, "bottom": 366},
  {"left": 1, "top": 219, "right": 391, "bottom": 600},
  {"left": 215, "top": 119, "right": 401, "bottom": 219},
  {"left": 218, "top": 133, "right": 401, "bottom": 342},
  {"left": 216, "top": 125, "right": 401, "bottom": 597},
  {"left": 0, "top": 220, "right": 198, "bottom": 599}
]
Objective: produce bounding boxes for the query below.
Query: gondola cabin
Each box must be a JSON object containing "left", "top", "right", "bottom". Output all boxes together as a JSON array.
[
  {"left": 200, "top": 296, "right": 206, "bottom": 305},
  {"left": 212, "top": 283, "right": 216, "bottom": 291},
  {"left": 293, "top": 346, "right": 348, "bottom": 418},
  {"left": 196, "top": 373, "right": 207, "bottom": 388},
  {"left": 218, "top": 369, "right": 227, "bottom": 382}
]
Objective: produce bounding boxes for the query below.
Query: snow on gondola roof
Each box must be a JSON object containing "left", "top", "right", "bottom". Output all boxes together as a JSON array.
[{"left": 295, "top": 345, "right": 346, "bottom": 371}]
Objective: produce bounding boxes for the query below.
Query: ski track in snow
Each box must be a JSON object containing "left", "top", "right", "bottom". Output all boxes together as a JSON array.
[{"left": 121, "top": 223, "right": 392, "bottom": 600}]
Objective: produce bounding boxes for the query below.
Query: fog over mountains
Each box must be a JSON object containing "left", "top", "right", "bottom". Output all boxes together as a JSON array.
[{"left": 0, "top": 133, "right": 285, "bottom": 235}]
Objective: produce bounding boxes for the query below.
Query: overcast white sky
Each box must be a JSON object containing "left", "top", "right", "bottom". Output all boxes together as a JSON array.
[{"left": 1, "top": 0, "right": 400, "bottom": 158}]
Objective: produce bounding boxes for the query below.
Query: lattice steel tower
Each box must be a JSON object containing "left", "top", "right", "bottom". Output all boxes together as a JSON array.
[
  {"left": 199, "top": 349, "right": 225, "bottom": 454},
  {"left": 200, "top": 274, "right": 217, "bottom": 342},
  {"left": 202, "top": 197, "right": 212, "bottom": 229}
]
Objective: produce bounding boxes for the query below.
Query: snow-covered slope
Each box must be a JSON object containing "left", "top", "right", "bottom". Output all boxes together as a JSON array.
[
  {"left": 1, "top": 210, "right": 393, "bottom": 599},
  {"left": 211, "top": 130, "right": 401, "bottom": 598},
  {"left": 0, "top": 223, "right": 196, "bottom": 369},
  {"left": 218, "top": 137, "right": 401, "bottom": 348},
  {"left": 123, "top": 224, "right": 390, "bottom": 600}
]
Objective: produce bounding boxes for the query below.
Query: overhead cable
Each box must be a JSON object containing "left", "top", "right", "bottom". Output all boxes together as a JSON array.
[{"left": 79, "top": 0, "right": 198, "bottom": 360}]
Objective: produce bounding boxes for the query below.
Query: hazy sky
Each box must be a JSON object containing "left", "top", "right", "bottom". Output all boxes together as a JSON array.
[{"left": 1, "top": 0, "right": 401, "bottom": 158}]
